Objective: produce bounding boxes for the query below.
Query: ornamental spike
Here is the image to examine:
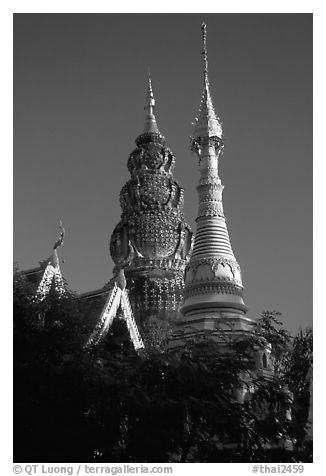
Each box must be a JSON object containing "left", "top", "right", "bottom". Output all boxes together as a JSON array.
[
  {"left": 143, "top": 68, "right": 159, "bottom": 134},
  {"left": 192, "top": 22, "right": 223, "bottom": 141},
  {"left": 202, "top": 22, "right": 209, "bottom": 86}
]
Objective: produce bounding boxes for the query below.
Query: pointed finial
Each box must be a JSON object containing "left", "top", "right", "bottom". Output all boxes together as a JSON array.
[
  {"left": 143, "top": 69, "right": 159, "bottom": 134},
  {"left": 192, "top": 22, "right": 223, "bottom": 141},
  {"left": 145, "top": 67, "right": 155, "bottom": 112},
  {"left": 202, "top": 22, "right": 209, "bottom": 85}
]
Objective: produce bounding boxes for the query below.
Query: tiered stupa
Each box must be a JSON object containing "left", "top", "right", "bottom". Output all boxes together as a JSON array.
[
  {"left": 110, "top": 74, "right": 193, "bottom": 327},
  {"left": 181, "top": 23, "right": 253, "bottom": 335}
]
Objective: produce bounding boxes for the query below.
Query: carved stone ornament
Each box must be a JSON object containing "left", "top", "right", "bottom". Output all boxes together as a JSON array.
[
  {"left": 183, "top": 280, "right": 243, "bottom": 299},
  {"left": 185, "top": 256, "right": 242, "bottom": 284},
  {"left": 128, "top": 142, "right": 175, "bottom": 177},
  {"left": 191, "top": 136, "right": 224, "bottom": 154},
  {"left": 198, "top": 201, "right": 224, "bottom": 218}
]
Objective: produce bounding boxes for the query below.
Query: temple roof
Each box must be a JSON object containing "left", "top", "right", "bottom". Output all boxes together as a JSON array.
[{"left": 34, "top": 222, "right": 66, "bottom": 301}]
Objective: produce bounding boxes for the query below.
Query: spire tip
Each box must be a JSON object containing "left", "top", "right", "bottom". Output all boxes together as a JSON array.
[
  {"left": 201, "top": 22, "right": 208, "bottom": 84},
  {"left": 192, "top": 22, "right": 223, "bottom": 140},
  {"left": 143, "top": 69, "right": 159, "bottom": 134}
]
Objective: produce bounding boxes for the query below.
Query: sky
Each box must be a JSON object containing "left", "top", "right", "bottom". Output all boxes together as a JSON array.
[{"left": 13, "top": 13, "right": 312, "bottom": 334}]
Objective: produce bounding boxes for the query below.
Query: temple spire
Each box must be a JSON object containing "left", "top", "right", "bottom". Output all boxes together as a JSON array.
[
  {"left": 192, "top": 22, "right": 223, "bottom": 142},
  {"left": 181, "top": 23, "right": 247, "bottom": 322},
  {"left": 143, "top": 69, "right": 159, "bottom": 134},
  {"left": 202, "top": 22, "right": 209, "bottom": 87}
]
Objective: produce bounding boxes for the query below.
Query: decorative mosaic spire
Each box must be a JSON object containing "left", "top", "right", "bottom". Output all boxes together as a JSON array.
[
  {"left": 181, "top": 24, "right": 247, "bottom": 318},
  {"left": 109, "top": 73, "right": 192, "bottom": 326}
]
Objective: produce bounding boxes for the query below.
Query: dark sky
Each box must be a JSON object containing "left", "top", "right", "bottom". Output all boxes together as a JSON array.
[{"left": 13, "top": 13, "right": 312, "bottom": 334}]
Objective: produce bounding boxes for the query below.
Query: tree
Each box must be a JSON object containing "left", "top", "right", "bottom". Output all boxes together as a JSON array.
[
  {"left": 13, "top": 266, "right": 312, "bottom": 462},
  {"left": 282, "top": 327, "right": 313, "bottom": 459},
  {"left": 254, "top": 311, "right": 291, "bottom": 372}
]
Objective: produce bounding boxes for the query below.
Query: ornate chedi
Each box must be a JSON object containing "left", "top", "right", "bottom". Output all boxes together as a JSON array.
[
  {"left": 181, "top": 24, "right": 253, "bottom": 334},
  {"left": 110, "top": 75, "right": 192, "bottom": 326}
]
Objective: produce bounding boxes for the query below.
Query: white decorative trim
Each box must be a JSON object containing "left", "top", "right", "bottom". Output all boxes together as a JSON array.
[
  {"left": 85, "top": 283, "right": 144, "bottom": 352},
  {"left": 35, "top": 262, "right": 65, "bottom": 302}
]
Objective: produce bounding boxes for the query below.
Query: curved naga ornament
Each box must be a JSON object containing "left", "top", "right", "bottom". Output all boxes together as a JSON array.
[
  {"left": 53, "top": 220, "right": 65, "bottom": 250},
  {"left": 35, "top": 221, "right": 66, "bottom": 302}
]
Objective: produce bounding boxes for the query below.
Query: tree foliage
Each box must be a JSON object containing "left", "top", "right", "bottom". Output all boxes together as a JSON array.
[
  {"left": 282, "top": 328, "right": 313, "bottom": 449},
  {"left": 13, "top": 267, "right": 312, "bottom": 463}
]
